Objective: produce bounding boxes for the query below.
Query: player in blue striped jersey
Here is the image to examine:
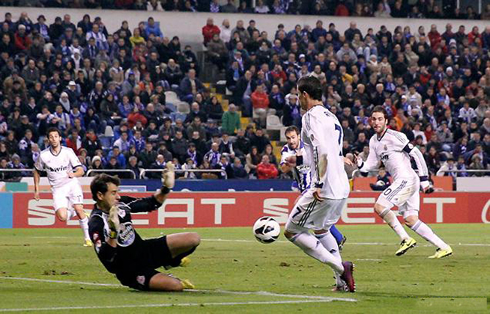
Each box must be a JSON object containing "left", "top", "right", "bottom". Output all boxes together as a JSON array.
[{"left": 280, "top": 126, "right": 347, "bottom": 250}]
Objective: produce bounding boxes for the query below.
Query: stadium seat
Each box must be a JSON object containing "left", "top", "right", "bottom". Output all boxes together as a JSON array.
[
  {"left": 104, "top": 126, "right": 114, "bottom": 137},
  {"left": 266, "top": 115, "right": 284, "bottom": 130},
  {"left": 177, "top": 102, "right": 191, "bottom": 114},
  {"left": 165, "top": 91, "right": 179, "bottom": 103},
  {"left": 171, "top": 112, "right": 187, "bottom": 122},
  {"left": 280, "top": 126, "right": 288, "bottom": 142}
]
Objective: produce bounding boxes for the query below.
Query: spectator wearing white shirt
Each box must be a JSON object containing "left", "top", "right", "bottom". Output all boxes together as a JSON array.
[
  {"left": 86, "top": 24, "right": 108, "bottom": 51},
  {"left": 459, "top": 101, "right": 477, "bottom": 123}
]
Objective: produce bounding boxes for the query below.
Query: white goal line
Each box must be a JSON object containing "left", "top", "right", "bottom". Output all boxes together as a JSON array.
[{"left": 0, "top": 299, "right": 353, "bottom": 312}]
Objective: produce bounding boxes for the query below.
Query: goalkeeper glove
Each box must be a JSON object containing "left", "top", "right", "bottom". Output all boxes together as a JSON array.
[{"left": 108, "top": 205, "right": 120, "bottom": 239}]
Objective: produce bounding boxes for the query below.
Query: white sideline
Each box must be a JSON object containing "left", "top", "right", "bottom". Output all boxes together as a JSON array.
[
  {"left": 0, "top": 277, "right": 357, "bottom": 302},
  {"left": 0, "top": 299, "right": 352, "bottom": 312}
]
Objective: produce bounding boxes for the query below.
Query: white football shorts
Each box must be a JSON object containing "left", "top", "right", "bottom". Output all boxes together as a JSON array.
[
  {"left": 52, "top": 179, "right": 84, "bottom": 211},
  {"left": 376, "top": 177, "right": 420, "bottom": 218},
  {"left": 286, "top": 189, "right": 347, "bottom": 233}
]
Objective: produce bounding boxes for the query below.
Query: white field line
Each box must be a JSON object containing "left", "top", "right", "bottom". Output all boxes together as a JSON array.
[
  {"left": 14, "top": 237, "right": 490, "bottom": 247},
  {"left": 0, "top": 299, "right": 353, "bottom": 312},
  {"left": 0, "top": 277, "right": 357, "bottom": 303},
  {"left": 200, "top": 238, "right": 490, "bottom": 247}
]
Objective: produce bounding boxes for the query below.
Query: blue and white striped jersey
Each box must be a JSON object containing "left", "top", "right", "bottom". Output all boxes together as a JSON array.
[{"left": 280, "top": 142, "right": 311, "bottom": 192}]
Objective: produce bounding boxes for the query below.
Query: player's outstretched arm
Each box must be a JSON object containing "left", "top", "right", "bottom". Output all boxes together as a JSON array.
[
  {"left": 356, "top": 145, "right": 379, "bottom": 176},
  {"left": 33, "top": 169, "right": 40, "bottom": 201}
]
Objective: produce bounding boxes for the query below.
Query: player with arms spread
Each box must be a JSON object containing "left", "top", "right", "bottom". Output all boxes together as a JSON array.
[
  {"left": 88, "top": 163, "right": 200, "bottom": 291},
  {"left": 33, "top": 127, "right": 92, "bottom": 247},
  {"left": 281, "top": 125, "right": 347, "bottom": 250},
  {"left": 283, "top": 76, "right": 355, "bottom": 293},
  {"left": 356, "top": 106, "right": 452, "bottom": 258}
]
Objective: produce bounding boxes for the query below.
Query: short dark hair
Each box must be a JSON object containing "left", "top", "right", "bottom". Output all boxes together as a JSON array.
[
  {"left": 371, "top": 105, "right": 389, "bottom": 120},
  {"left": 285, "top": 126, "right": 299, "bottom": 135},
  {"left": 46, "top": 127, "right": 61, "bottom": 137},
  {"left": 297, "top": 76, "right": 323, "bottom": 101},
  {"left": 90, "top": 174, "right": 121, "bottom": 201}
]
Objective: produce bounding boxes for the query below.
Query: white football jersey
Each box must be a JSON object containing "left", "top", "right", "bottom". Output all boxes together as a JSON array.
[
  {"left": 280, "top": 142, "right": 311, "bottom": 192},
  {"left": 362, "top": 129, "right": 418, "bottom": 181},
  {"left": 301, "top": 105, "right": 350, "bottom": 199},
  {"left": 35, "top": 146, "right": 82, "bottom": 189}
]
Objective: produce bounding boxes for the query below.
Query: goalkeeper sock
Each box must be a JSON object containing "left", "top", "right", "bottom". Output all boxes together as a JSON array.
[
  {"left": 168, "top": 247, "right": 197, "bottom": 268},
  {"left": 79, "top": 217, "right": 90, "bottom": 240},
  {"left": 289, "top": 232, "right": 344, "bottom": 274},
  {"left": 411, "top": 220, "right": 450, "bottom": 250},
  {"left": 380, "top": 208, "right": 410, "bottom": 241}
]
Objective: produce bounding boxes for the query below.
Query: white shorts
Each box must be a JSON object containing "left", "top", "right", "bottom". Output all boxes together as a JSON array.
[
  {"left": 286, "top": 189, "right": 347, "bottom": 233},
  {"left": 52, "top": 180, "right": 84, "bottom": 211},
  {"left": 376, "top": 178, "right": 420, "bottom": 219}
]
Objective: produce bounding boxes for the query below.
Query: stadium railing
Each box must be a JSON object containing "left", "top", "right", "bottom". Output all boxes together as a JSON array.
[
  {"left": 85, "top": 169, "right": 137, "bottom": 179},
  {"left": 139, "top": 168, "right": 228, "bottom": 179}
]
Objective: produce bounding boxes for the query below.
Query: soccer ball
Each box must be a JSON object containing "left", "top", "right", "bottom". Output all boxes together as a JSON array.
[{"left": 253, "top": 216, "right": 281, "bottom": 244}]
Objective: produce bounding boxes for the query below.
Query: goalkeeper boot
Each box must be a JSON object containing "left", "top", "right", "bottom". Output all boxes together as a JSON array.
[
  {"left": 428, "top": 246, "right": 453, "bottom": 259},
  {"left": 181, "top": 279, "right": 195, "bottom": 289},
  {"left": 395, "top": 237, "right": 417, "bottom": 256}
]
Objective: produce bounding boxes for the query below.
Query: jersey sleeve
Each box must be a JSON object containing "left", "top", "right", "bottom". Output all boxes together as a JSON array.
[
  {"left": 34, "top": 154, "right": 44, "bottom": 171},
  {"left": 359, "top": 137, "right": 380, "bottom": 174},
  {"left": 305, "top": 112, "right": 331, "bottom": 184},
  {"left": 67, "top": 148, "right": 82, "bottom": 168},
  {"left": 120, "top": 195, "right": 162, "bottom": 213},
  {"left": 89, "top": 215, "right": 117, "bottom": 272}
]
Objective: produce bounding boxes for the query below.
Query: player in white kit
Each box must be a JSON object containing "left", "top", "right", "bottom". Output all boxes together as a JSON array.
[
  {"left": 284, "top": 76, "right": 355, "bottom": 292},
  {"left": 280, "top": 125, "right": 347, "bottom": 250},
  {"left": 33, "top": 128, "right": 92, "bottom": 247},
  {"left": 356, "top": 106, "right": 452, "bottom": 259}
]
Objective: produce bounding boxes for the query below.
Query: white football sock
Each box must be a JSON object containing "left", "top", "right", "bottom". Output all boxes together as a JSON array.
[
  {"left": 411, "top": 220, "right": 450, "bottom": 250},
  {"left": 66, "top": 209, "right": 76, "bottom": 220},
  {"left": 289, "top": 232, "right": 344, "bottom": 274},
  {"left": 315, "top": 232, "right": 343, "bottom": 285},
  {"left": 79, "top": 217, "right": 90, "bottom": 240},
  {"left": 315, "top": 232, "right": 341, "bottom": 259},
  {"left": 380, "top": 208, "right": 410, "bottom": 241}
]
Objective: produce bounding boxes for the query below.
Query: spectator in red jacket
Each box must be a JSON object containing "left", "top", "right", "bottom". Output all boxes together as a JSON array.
[
  {"left": 14, "top": 25, "right": 31, "bottom": 51},
  {"left": 257, "top": 154, "right": 278, "bottom": 179},
  {"left": 202, "top": 18, "right": 220, "bottom": 46},
  {"left": 251, "top": 84, "right": 269, "bottom": 127},
  {"left": 428, "top": 24, "right": 442, "bottom": 49}
]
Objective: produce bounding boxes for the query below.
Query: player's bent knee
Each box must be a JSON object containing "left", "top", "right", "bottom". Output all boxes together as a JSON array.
[
  {"left": 284, "top": 230, "right": 295, "bottom": 240},
  {"left": 404, "top": 216, "right": 418, "bottom": 227},
  {"left": 56, "top": 210, "right": 68, "bottom": 221},
  {"left": 189, "top": 232, "right": 201, "bottom": 247},
  {"left": 374, "top": 203, "right": 385, "bottom": 215}
]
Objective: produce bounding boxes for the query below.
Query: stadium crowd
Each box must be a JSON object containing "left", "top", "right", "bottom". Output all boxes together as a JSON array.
[
  {"left": 4, "top": 0, "right": 490, "bottom": 21},
  {"left": 0, "top": 9, "right": 489, "bottom": 183}
]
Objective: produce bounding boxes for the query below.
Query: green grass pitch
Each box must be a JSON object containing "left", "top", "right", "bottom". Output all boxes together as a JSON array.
[{"left": 0, "top": 224, "right": 489, "bottom": 313}]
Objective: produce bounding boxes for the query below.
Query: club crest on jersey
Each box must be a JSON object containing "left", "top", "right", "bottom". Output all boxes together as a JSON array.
[
  {"left": 310, "top": 134, "right": 314, "bottom": 141},
  {"left": 117, "top": 222, "right": 135, "bottom": 247},
  {"left": 384, "top": 145, "right": 387, "bottom": 151}
]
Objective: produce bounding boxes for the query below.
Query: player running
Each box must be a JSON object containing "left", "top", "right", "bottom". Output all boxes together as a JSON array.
[
  {"left": 280, "top": 125, "right": 347, "bottom": 250},
  {"left": 355, "top": 106, "right": 452, "bottom": 259},
  {"left": 34, "top": 127, "right": 92, "bottom": 247},
  {"left": 88, "top": 163, "right": 200, "bottom": 291},
  {"left": 284, "top": 76, "right": 355, "bottom": 293}
]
